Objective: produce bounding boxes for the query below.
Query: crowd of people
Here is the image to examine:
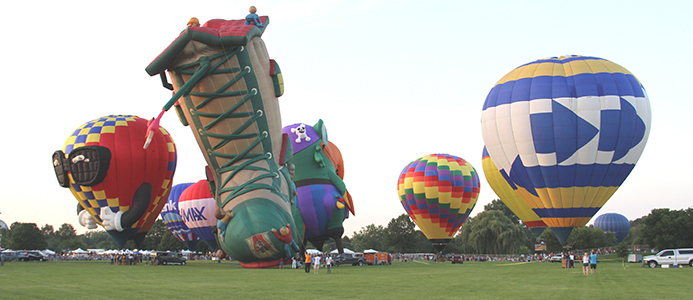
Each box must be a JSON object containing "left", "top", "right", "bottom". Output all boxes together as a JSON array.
[{"left": 275, "top": 253, "right": 337, "bottom": 274}]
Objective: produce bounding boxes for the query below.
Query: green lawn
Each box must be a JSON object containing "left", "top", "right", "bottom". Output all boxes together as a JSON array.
[{"left": 0, "top": 255, "right": 687, "bottom": 299}]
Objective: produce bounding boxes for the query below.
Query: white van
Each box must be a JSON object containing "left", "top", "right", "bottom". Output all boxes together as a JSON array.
[{"left": 643, "top": 248, "right": 693, "bottom": 268}]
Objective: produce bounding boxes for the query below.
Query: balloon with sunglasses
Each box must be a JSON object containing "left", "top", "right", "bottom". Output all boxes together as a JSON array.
[{"left": 52, "top": 115, "right": 177, "bottom": 248}]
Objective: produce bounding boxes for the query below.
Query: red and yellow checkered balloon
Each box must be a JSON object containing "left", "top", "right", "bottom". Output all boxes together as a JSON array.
[{"left": 61, "top": 115, "right": 177, "bottom": 247}]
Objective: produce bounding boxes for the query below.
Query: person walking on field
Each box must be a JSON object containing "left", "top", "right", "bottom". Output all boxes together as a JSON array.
[
  {"left": 582, "top": 252, "right": 590, "bottom": 275},
  {"left": 589, "top": 250, "right": 598, "bottom": 274}
]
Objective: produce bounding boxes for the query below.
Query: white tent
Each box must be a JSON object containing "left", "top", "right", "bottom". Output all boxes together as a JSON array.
[
  {"left": 363, "top": 249, "right": 378, "bottom": 253},
  {"left": 42, "top": 249, "right": 56, "bottom": 255},
  {"left": 305, "top": 249, "right": 322, "bottom": 255},
  {"left": 330, "top": 248, "right": 355, "bottom": 254},
  {"left": 71, "top": 248, "right": 88, "bottom": 254}
]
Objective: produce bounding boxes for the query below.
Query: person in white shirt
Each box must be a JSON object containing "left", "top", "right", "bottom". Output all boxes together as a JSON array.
[
  {"left": 582, "top": 253, "right": 590, "bottom": 275},
  {"left": 313, "top": 255, "right": 320, "bottom": 274},
  {"left": 326, "top": 255, "right": 333, "bottom": 274}
]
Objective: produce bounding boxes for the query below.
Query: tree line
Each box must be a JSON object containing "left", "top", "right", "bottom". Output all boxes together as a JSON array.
[
  {"left": 0, "top": 220, "right": 210, "bottom": 253},
  {"left": 347, "top": 201, "right": 693, "bottom": 255},
  {"left": 1, "top": 205, "right": 690, "bottom": 255}
]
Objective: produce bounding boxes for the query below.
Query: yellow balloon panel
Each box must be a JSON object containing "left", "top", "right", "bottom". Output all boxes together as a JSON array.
[{"left": 482, "top": 152, "right": 546, "bottom": 229}]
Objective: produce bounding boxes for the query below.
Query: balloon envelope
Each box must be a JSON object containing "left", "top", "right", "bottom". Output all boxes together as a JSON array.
[
  {"left": 397, "top": 154, "right": 480, "bottom": 251},
  {"left": 58, "top": 115, "right": 177, "bottom": 248},
  {"left": 594, "top": 213, "right": 630, "bottom": 243},
  {"left": 481, "top": 56, "right": 651, "bottom": 245},
  {"left": 482, "top": 147, "right": 547, "bottom": 237},
  {"left": 161, "top": 182, "right": 200, "bottom": 250},
  {"left": 178, "top": 180, "right": 218, "bottom": 251}
]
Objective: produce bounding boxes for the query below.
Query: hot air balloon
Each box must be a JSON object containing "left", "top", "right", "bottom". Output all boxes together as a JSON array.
[
  {"left": 594, "top": 213, "right": 630, "bottom": 243},
  {"left": 52, "top": 115, "right": 177, "bottom": 248},
  {"left": 397, "top": 154, "right": 480, "bottom": 252},
  {"left": 145, "top": 17, "right": 296, "bottom": 268},
  {"left": 160, "top": 182, "right": 200, "bottom": 250},
  {"left": 178, "top": 180, "right": 218, "bottom": 252},
  {"left": 283, "top": 120, "right": 354, "bottom": 255},
  {"left": 482, "top": 146, "right": 547, "bottom": 237},
  {"left": 481, "top": 55, "right": 651, "bottom": 245}
]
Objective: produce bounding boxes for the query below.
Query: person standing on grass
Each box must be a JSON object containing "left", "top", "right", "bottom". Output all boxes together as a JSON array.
[
  {"left": 326, "top": 255, "right": 333, "bottom": 274},
  {"left": 569, "top": 252, "right": 575, "bottom": 268},
  {"left": 590, "top": 250, "right": 598, "bottom": 274},
  {"left": 582, "top": 253, "right": 590, "bottom": 275},
  {"left": 313, "top": 255, "right": 320, "bottom": 274},
  {"left": 304, "top": 253, "right": 312, "bottom": 273}
]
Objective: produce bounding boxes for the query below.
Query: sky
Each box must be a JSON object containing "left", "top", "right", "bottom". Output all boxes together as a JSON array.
[{"left": 1, "top": 0, "right": 692, "bottom": 239}]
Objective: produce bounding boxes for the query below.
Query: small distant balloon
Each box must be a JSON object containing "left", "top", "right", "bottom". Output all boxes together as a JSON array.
[{"left": 594, "top": 213, "right": 630, "bottom": 243}]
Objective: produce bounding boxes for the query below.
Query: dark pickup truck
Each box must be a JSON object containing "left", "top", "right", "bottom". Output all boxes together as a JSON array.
[
  {"left": 333, "top": 253, "right": 368, "bottom": 267},
  {"left": 150, "top": 251, "right": 187, "bottom": 265}
]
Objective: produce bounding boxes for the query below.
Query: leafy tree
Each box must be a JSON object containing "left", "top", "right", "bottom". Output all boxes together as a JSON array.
[
  {"left": 141, "top": 219, "right": 168, "bottom": 250},
  {"left": 351, "top": 224, "right": 385, "bottom": 251},
  {"left": 0, "top": 227, "right": 11, "bottom": 249},
  {"left": 518, "top": 246, "right": 532, "bottom": 256},
  {"left": 81, "top": 230, "right": 117, "bottom": 249},
  {"left": 623, "top": 217, "right": 644, "bottom": 246},
  {"left": 41, "top": 224, "right": 56, "bottom": 250},
  {"left": 450, "top": 217, "right": 476, "bottom": 253},
  {"left": 158, "top": 229, "right": 185, "bottom": 251},
  {"left": 194, "top": 240, "right": 211, "bottom": 253},
  {"left": 463, "top": 210, "right": 527, "bottom": 254},
  {"left": 484, "top": 199, "right": 520, "bottom": 224},
  {"left": 412, "top": 230, "right": 433, "bottom": 253},
  {"left": 566, "top": 226, "right": 615, "bottom": 250},
  {"left": 53, "top": 223, "right": 86, "bottom": 252},
  {"left": 637, "top": 208, "right": 693, "bottom": 250},
  {"left": 615, "top": 241, "right": 629, "bottom": 258},
  {"left": 539, "top": 228, "right": 563, "bottom": 253},
  {"left": 6, "top": 222, "right": 47, "bottom": 250},
  {"left": 384, "top": 214, "right": 417, "bottom": 253}
]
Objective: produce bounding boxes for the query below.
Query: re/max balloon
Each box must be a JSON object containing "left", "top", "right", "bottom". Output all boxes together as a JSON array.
[
  {"left": 594, "top": 213, "right": 630, "bottom": 243},
  {"left": 178, "top": 180, "right": 218, "bottom": 251},
  {"left": 481, "top": 55, "right": 651, "bottom": 245},
  {"left": 482, "top": 147, "right": 546, "bottom": 237},
  {"left": 52, "top": 115, "right": 177, "bottom": 248},
  {"left": 160, "top": 182, "right": 200, "bottom": 250},
  {"left": 397, "top": 154, "right": 480, "bottom": 252}
]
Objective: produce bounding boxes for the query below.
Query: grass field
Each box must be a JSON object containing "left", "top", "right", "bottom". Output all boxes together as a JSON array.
[{"left": 0, "top": 255, "right": 688, "bottom": 299}]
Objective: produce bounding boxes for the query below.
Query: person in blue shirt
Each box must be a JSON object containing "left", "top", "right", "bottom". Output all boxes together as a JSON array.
[
  {"left": 245, "top": 6, "right": 264, "bottom": 28},
  {"left": 589, "top": 250, "right": 598, "bottom": 274}
]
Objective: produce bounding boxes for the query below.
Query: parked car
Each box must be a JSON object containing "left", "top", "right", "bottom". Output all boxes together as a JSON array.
[
  {"left": 549, "top": 254, "right": 563, "bottom": 262},
  {"left": 333, "top": 253, "right": 368, "bottom": 266},
  {"left": 450, "top": 255, "right": 464, "bottom": 264},
  {"left": 150, "top": 251, "right": 187, "bottom": 265},
  {"left": 18, "top": 251, "right": 46, "bottom": 261},
  {"left": 644, "top": 248, "right": 693, "bottom": 268}
]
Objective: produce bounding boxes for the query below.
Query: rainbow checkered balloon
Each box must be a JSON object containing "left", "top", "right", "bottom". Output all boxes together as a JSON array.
[{"left": 397, "top": 154, "right": 480, "bottom": 247}]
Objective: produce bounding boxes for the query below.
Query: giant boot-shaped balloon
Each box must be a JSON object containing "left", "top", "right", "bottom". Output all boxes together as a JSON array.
[{"left": 146, "top": 17, "right": 299, "bottom": 267}]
